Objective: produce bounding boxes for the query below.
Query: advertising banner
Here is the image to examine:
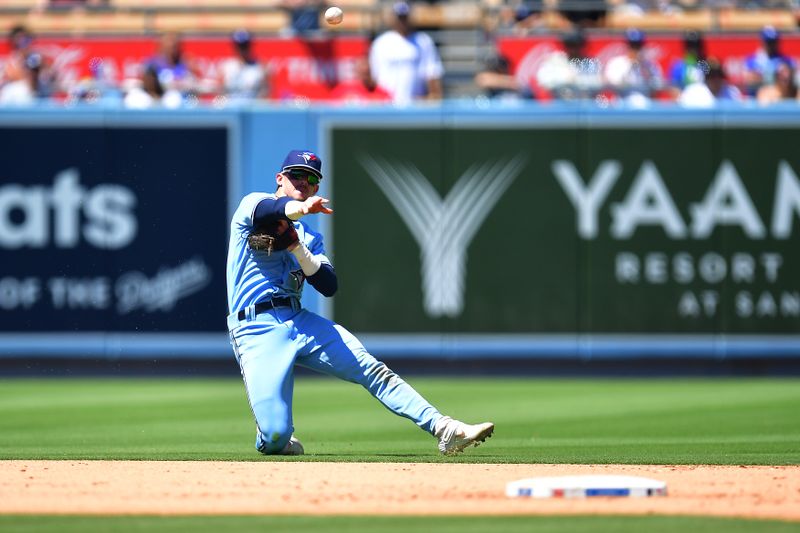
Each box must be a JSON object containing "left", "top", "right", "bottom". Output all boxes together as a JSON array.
[
  {"left": 0, "top": 36, "right": 369, "bottom": 100},
  {"left": 0, "top": 124, "right": 229, "bottom": 336},
  {"left": 497, "top": 34, "right": 800, "bottom": 97},
  {"left": 330, "top": 123, "right": 800, "bottom": 336}
]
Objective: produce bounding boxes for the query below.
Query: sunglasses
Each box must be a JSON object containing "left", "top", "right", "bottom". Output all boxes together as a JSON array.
[{"left": 284, "top": 169, "right": 321, "bottom": 185}]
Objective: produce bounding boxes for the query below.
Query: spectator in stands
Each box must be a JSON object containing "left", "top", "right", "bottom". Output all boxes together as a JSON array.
[
  {"left": 559, "top": 0, "right": 606, "bottom": 28},
  {"left": 679, "top": 57, "right": 741, "bottom": 107},
  {"left": 124, "top": 64, "right": 182, "bottom": 109},
  {"left": 536, "top": 29, "right": 602, "bottom": 100},
  {"left": 282, "top": 0, "right": 323, "bottom": 35},
  {"left": 68, "top": 58, "right": 123, "bottom": 105},
  {"left": 611, "top": 0, "right": 681, "bottom": 16},
  {"left": 744, "top": 26, "right": 796, "bottom": 96},
  {"left": 145, "top": 32, "right": 198, "bottom": 100},
  {"left": 329, "top": 57, "right": 392, "bottom": 103},
  {"left": 220, "top": 30, "right": 267, "bottom": 102},
  {"left": 43, "top": 0, "right": 110, "bottom": 7},
  {"left": 31, "top": 0, "right": 109, "bottom": 13},
  {"left": 669, "top": 31, "right": 707, "bottom": 93},
  {"left": 369, "top": 1, "right": 444, "bottom": 105},
  {"left": 495, "top": 3, "right": 547, "bottom": 35},
  {"left": 2, "top": 25, "right": 34, "bottom": 90},
  {"left": 756, "top": 60, "right": 800, "bottom": 104},
  {"left": 0, "top": 52, "right": 41, "bottom": 105},
  {"left": 604, "top": 29, "right": 663, "bottom": 101},
  {"left": 704, "top": 58, "right": 742, "bottom": 102},
  {"left": 1, "top": 25, "right": 57, "bottom": 104},
  {"left": 474, "top": 52, "right": 533, "bottom": 101}
]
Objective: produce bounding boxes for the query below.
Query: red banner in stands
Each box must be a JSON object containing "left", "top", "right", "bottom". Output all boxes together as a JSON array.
[
  {"left": 0, "top": 37, "right": 369, "bottom": 100},
  {"left": 497, "top": 35, "right": 800, "bottom": 89}
]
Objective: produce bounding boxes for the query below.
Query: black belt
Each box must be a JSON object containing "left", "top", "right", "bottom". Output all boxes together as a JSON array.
[{"left": 237, "top": 297, "right": 298, "bottom": 320}]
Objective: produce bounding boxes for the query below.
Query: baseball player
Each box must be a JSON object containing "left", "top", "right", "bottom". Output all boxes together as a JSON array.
[{"left": 226, "top": 149, "right": 494, "bottom": 455}]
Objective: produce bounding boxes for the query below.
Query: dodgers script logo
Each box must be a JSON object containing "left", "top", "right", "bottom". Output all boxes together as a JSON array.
[{"left": 359, "top": 154, "right": 527, "bottom": 318}]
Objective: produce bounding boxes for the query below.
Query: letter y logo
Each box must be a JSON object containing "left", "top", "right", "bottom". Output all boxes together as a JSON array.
[{"left": 360, "top": 154, "right": 527, "bottom": 317}]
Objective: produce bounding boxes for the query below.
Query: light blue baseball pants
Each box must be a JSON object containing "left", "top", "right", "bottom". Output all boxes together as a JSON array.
[{"left": 228, "top": 304, "right": 444, "bottom": 454}]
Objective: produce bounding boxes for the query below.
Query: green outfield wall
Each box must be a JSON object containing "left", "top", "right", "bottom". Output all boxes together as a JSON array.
[
  {"left": 0, "top": 105, "right": 798, "bottom": 361},
  {"left": 329, "top": 123, "right": 800, "bottom": 336}
]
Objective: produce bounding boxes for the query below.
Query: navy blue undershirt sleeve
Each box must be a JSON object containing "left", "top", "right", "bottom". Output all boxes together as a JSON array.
[
  {"left": 307, "top": 263, "right": 337, "bottom": 297},
  {"left": 253, "top": 196, "right": 292, "bottom": 226},
  {"left": 255, "top": 196, "right": 335, "bottom": 295}
]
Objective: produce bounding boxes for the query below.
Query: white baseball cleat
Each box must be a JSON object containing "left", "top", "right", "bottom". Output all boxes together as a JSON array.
[
  {"left": 279, "top": 434, "right": 305, "bottom": 455},
  {"left": 435, "top": 417, "right": 494, "bottom": 455}
]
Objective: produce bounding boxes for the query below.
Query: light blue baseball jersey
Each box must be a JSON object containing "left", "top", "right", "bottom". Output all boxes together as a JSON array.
[
  {"left": 226, "top": 190, "right": 443, "bottom": 455},
  {"left": 226, "top": 192, "right": 330, "bottom": 315}
]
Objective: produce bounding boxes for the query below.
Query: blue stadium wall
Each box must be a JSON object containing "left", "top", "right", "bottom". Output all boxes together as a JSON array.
[{"left": 1, "top": 104, "right": 799, "bottom": 369}]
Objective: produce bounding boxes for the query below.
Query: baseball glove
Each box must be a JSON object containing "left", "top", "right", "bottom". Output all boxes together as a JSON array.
[{"left": 247, "top": 219, "right": 298, "bottom": 255}]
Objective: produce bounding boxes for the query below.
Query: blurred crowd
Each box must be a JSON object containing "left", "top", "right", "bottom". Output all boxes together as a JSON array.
[
  {"left": 0, "top": 2, "right": 440, "bottom": 107},
  {"left": 477, "top": 25, "right": 800, "bottom": 106},
  {"left": 1, "top": 24, "right": 272, "bottom": 107},
  {"left": 1, "top": 2, "right": 799, "bottom": 108}
]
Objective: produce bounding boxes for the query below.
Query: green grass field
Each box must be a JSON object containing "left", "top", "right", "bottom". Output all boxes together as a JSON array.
[
  {"left": 1, "top": 377, "right": 798, "bottom": 532},
  {"left": 1, "top": 377, "right": 798, "bottom": 464},
  {"left": 1, "top": 515, "right": 799, "bottom": 533}
]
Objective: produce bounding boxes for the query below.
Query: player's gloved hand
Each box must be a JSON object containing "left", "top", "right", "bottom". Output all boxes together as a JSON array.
[{"left": 247, "top": 219, "right": 299, "bottom": 255}]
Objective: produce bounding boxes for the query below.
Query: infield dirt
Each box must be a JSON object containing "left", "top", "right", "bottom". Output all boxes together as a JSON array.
[{"left": 1, "top": 461, "right": 798, "bottom": 521}]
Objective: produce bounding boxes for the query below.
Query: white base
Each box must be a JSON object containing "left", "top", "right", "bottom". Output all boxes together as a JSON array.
[{"left": 506, "top": 475, "right": 667, "bottom": 498}]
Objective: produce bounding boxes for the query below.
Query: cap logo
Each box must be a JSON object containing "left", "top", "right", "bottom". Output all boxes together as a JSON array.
[{"left": 300, "top": 152, "right": 317, "bottom": 164}]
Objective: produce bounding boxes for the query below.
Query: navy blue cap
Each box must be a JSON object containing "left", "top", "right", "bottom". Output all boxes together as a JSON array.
[
  {"left": 282, "top": 149, "right": 323, "bottom": 180},
  {"left": 761, "top": 25, "right": 779, "bottom": 42},
  {"left": 684, "top": 30, "right": 702, "bottom": 46},
  {"left": 232, "top": 29, "right": 252, "bottom": 44},
  {"left": 25, "top": 52, "right": 42, "bottom": 70},
  {"left": 626, "top": 28, "right": 645, "bottom": 45},
  {"left": 562, "top": 29, "right": 585, "bottom": 47},
  {"left": 393, "top": 1, "right": 411, "bottom": 17}
]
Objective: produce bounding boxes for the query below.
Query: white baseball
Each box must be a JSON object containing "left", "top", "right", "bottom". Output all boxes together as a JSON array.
[{"left": 325, "top": 6, "right": 343, "bottom": 25}]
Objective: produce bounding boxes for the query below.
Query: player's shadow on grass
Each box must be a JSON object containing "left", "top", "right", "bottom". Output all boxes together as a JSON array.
[
  {"left": 311, "top": 453, "right": 427, "bottom": 458},
  {"left": 308, "top": 453, "right": 505, "bottom": 460}
]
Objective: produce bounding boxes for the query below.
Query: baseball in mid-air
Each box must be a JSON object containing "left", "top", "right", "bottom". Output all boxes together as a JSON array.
[{"left": 325, "top": 6, "right": 344, "bottom": 25}]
